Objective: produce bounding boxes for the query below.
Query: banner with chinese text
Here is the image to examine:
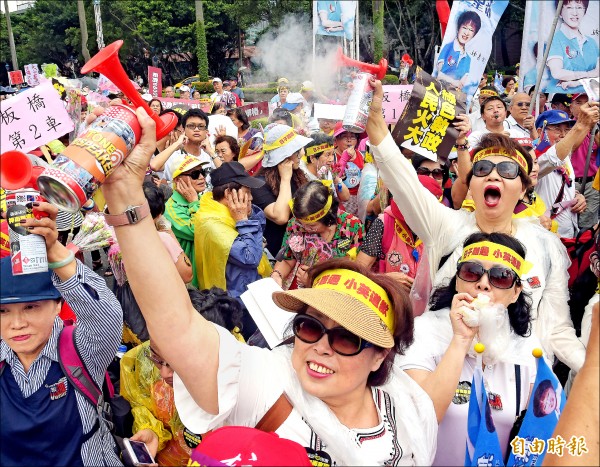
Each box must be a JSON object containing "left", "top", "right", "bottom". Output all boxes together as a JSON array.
[
  {"left": 391, "top": 68, "right": 467, "bottom": 162},
  {"left": 24, "top": 64, "right": 40, "bottom": 87},
  {"left": 8, "top": 71, "right": 24, "bottom": 86},
  {"left": 381, "top": 85, "right": 413, "bottom": 124},
  {"left": 148, "top": 66, "right": 162, "bottom": 98},
  {"left": 239, "top": 102, "right": 269, "bottom": 122},
  {"left": 1, "top": 81, "right": 74, "bottom": 153},
  {"left": 432, "top": 0, "right": 508, "bottom": 109},
  {"left": 519, "top": 0, "right": 599, "bottom": 95}
]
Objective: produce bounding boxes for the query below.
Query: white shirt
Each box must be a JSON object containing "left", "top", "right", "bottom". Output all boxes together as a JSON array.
[
  {"left": 396, "top": 311, "right": 538, "bottom": 466},
  {"left": 468, "top": 127, "right": 523, "bottom": 148},
  {"left": 174, "top": 325, "right": 438, "bottom": 466},
  {"left": 163, "top": 148, "right": 215, "bottom": 187},
  {"left": 505, "top": 115, "right": 531, "bottom": 138},
  {"left": 535, "top": 146, "right": 577, "bottom": 238},
  {"left": 372, "top": 133, "right": 585, "bottom": 372}
]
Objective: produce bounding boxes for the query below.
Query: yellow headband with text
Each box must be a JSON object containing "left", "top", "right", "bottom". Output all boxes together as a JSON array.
[
  {"left": 459, "top": 241, "right": 533, "bottom": 277},
  {"left": 264, "top": 128, "right": 296, "bottom": 152},
  {"left": 306, "top": 143, "right": 333, "bottom": 158},
  {"left": 289, "top": 193, "right": 333, "bottom": 223},
  {"left": 472, "top": 146, "right": 529, "bottom": 174},
  {"left": 480, "top": 89, "right": 498, "bottom": 98},
  {"left": 313, "top": 269, "right": 395, "bottom": 334}
]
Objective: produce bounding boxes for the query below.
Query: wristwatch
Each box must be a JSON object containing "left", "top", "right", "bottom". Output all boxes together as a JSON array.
[{"left": 104, "top": 200, "right": 150, "bottom": 227}]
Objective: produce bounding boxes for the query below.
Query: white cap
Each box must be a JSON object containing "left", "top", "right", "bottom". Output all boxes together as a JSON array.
[
  {"left": 212, "top": 77, "right": 222, "bottom": 83},
  {"left": 179, "top": 85, "right": 190, "bottom": 93},
  {"left": 286, "top": 93, "right": 304, "bottom": 104},
  {"left": 141, "top": 93, "right": 153, "bottom": 101},
  {"left": 301, "top": 81, "right": 314, "bottom": 92}
]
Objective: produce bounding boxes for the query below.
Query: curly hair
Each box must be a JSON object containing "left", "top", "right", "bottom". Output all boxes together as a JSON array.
[
  {"left": 466, "top": 133, "right": 533, "bottom": 191},
  {"left": 291, "top": 181, "right": 339, "bottom": 227},
  {"left": 429, "top": 232, "right": 532, "bottom": 337}
]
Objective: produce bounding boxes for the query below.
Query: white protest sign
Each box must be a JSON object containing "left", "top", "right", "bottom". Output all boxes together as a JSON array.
[
  {"left": 1, "top": 81, "right": 75, "bottom": 154},
  {"left": 313, "top": 103, "right": 346, "bottom": 120}
]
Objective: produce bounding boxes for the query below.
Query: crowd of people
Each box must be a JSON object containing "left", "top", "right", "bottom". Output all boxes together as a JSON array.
[{"left": 1, "top": 34, "right": 599, "bottom": 467}]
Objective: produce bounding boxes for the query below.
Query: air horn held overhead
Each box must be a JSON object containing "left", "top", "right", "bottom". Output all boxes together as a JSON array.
[
  {"left": 81, "top": 40, "right": 178, "bottom": 140},
  {"left": 336, "top": 47, "right": 388, "bottom": 132}
]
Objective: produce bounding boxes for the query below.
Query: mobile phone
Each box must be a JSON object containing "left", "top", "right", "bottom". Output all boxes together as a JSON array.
[{"left": 123, "top": 438, "right": 155, "bottom": 466}]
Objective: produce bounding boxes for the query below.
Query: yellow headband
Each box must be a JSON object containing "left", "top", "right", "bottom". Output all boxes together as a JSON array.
[
  {"left": 472, "top": 146, "right": 529, "bottom": 173},
  {"left": 264, "top": 128, "right": 296, "bottom": 152},
  {"left": 289, "top": 193, "right": 333, "bottom": 223},
  {"left": 306, "top": 143, "right": 333, "bottom": 158},
  {"left": 313, "top": 269, "right": 395, "bottom": 334},
  {"left": 480, "top": 89, "right": 498, "bottom": 98},
  {"left": 459, "top": 241, "right": 533, "bottom": 277}
]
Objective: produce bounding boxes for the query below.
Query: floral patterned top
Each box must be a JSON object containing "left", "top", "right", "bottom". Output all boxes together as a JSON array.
[{"left": 280, "top": 210, "right": 364, "bottom": 289}]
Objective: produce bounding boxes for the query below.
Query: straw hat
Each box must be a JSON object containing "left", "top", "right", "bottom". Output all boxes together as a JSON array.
[{"left": 272, "top": 268, "right": 395, "bottom": 348}]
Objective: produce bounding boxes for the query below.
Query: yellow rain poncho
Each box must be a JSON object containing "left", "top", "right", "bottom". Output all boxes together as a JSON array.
[
  {"left": 120, "top": 342, "right": 191, "bottom": 466},
  {"left": 194, "top": 192, "right": 271, "bottom": 291}
]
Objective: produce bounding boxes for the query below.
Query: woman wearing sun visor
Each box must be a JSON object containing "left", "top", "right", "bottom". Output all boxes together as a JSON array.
[{"left": 365, "top": 78, "right": 585, "bottom": 374}]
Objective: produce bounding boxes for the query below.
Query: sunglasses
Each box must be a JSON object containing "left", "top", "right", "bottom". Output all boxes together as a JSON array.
[
  {"left": 147, "top": 347, "right": 170, "bottom": 368},
  {"left": 292, "top": 314, "right": 373, "bottom": 356},
  {"left": 472, "top": 160, "right": 520, "bottom": 180},
  {"left": 514, "top": 102, "right": 530, "bottom": 108},
  {"left": 185, "top": 124, "right": 208, "bottom": 130},
  {"left": 416, "top": 167, "right": 445, "bottom": 180},
  {"left": 182, "top": 169, "right": 206, "bottom": 180},
  {"left": 457, "top": 261, "right": 520, "bottom": 289}
]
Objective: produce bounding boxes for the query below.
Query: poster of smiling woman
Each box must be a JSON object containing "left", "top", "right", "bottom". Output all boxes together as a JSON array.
[
  {"left": 313, "top": 1, "right": 357, "bottom": 41},
  {"left": 432, "top": 0, "right": 509, "bottom": 109},
  {"left": 520, "top": 0, "right": 599, "bottom": 95}
]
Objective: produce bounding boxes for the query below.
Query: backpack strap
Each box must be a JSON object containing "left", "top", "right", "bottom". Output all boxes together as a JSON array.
[
  {"left": 57, "top": 322, "right": 103, "bottom": 409},
  {"left": 254, "top": 393, "right": 293, "bottom": 433}
]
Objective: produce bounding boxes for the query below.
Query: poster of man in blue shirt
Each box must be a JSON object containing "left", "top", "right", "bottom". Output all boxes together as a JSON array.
[
  {"left": 432, "top": 0, "right": 509, "bottom": 110},
  {"left": 313, "top": 1, "right": 356, "bottom": 42},
  {"left": 435, "top": 11, "right": 482, "bottom": 90},
  {"left": 519, "top": 0, "right": 599, "bottom": 95}
]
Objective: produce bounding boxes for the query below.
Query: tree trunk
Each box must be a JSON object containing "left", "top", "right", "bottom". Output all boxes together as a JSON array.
[
  {"left": 3, "top": 0, "right": 18, "bottom": 71},
  {"left": 195, "top": 0, "right": 209, "bottom": 81},
  {"left": 77, "top": 0, "right": 91, "bottom": 63},
  {"left": 372, "top": 0, "right": 384, "bottom": 62}
]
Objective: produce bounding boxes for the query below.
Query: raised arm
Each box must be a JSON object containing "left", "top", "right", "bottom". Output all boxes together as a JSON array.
[
  {"left": 263, "top": 160, "right": 294, "bottom": 225},
  {"left": 102, "top": 108, "right": 220, "bottom": 414},
  {"left": 366, "top": 78, "right": 463, "bottom": 246},
  {"left": 150, "top": 134, "right": 185, "bottom": 173}
]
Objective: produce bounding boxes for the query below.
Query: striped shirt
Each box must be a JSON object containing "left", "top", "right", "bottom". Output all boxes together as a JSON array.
[{"left": 1, "top": 261, "right": 124, "bottom": 466}]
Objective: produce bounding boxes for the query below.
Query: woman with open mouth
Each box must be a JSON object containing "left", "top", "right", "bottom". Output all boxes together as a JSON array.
[{"left": 365, "top": 78, "right": 585, "bottom": 375}]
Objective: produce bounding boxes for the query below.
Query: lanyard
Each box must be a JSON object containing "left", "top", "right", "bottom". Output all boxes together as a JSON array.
[{"left": 394, "top": 220, "right": 422, "bottom": 263}]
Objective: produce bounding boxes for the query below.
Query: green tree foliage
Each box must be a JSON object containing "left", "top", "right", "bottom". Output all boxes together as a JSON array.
[{"left": 372, "top": 1, "right": 384, "bottom": 62}]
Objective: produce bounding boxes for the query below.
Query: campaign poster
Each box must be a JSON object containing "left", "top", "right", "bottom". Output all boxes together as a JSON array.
[
  {"left": 432, "top": 0, "right": 509, "bottom": 109},
  {"left": 392, "top": 68, "right": 467, "bottom": 163},
  {"left": 313, "top": 1, "right": 357, "bottom": 41},
  {"left": 148, "top": 66, "right": 162, "bottom": 98},
  {"left": 519, "top": 0, "right": 599, "bottom": 95}
]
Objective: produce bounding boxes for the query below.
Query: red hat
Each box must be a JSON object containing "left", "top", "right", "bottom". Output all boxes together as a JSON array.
[{"left": 189, "top": 426, "right": 312, "bottom": 467}]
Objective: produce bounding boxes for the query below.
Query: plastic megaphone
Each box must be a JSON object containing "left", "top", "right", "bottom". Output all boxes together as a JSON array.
[
  {"left": 1, "top": 151, "right": 33, "bottom": 190},
  {"left": 336, "top": 47, "right": 388, "bottom": 80},
  {"left": 81, "top": 40, "right": 177, "bottom": 140}
]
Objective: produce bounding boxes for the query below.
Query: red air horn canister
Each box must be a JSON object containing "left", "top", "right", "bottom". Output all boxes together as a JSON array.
[
  {"left": 36, "top": 40, "right": 178, "bottom": 212},
  {"left": 336, "top": 47, "right": 388, "bottom": 133}
]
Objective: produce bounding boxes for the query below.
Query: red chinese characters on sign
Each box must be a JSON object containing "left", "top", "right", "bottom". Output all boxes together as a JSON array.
[{"left": 8, "top": 71, "right": 24, "bottom": 85}]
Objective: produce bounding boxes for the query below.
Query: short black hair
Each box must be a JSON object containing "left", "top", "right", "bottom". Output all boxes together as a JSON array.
[
  {"left": 269, "top": 108, "right": 293, "bottom": 126},
  {"left": 481, "top": 95, "right": 507, "bottom": 111},
  {"left": 212, "top": 181, "right": 243, "bottom": 201},
  {"left": 456, "top": 10, "right": 482, "bottom": 35},
  {"left": 188, "top": 287, "right": 244, "bottom": 332},
  {"left": 229, "top": 107, "right": 250, "bottom": 130},
  {"left": 159, "top": 109, "right": 182, "bottom": 127},
  {"left": 143, "top": 182, "right": 166, "bottom": 219},
  {"left": 429, "top": 232, "right": 533, "bottom": 337},
  {"left": 556, "top": 0, "right": 588, "bottom": 13},
  {"left": 502, "top": 76, "right": 515, "bottom": 88},
  {"left": 182, "top": 108, "right": 209, "bottom": 128},
  {"left": 291, "top": 181, "right": 339, "bottom": 227},
  {"left": 305, "top": 133, "right": 334, "bottom": 162}
]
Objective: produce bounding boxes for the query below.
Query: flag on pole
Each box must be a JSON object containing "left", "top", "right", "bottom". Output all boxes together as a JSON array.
[
  {"left": 465, "top": 344, "right": 504, "bottom": 466},
  {"left": 436, "top": 0, "right": 451, "bottom": 37},
  {"left": 506, "top": 349, "right": 566, "bottom": 466}
]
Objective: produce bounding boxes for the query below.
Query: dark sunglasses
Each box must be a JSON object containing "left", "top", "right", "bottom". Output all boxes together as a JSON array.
[
  {"left": 416, "top": 167, "right": 445, "bottom": 180},
  {"left": 514, "top": 102, "right": 529, "bottom": 108},
  {"left": 472, "top": 160, "right": 520, "bottom": 180},
  {"left": 292, "top": 314, "right": 373, "bottom": 356},
  {"left": 147, "top": 347, "right": 170, "bottom": 368},
  {"left": 183, "top": 169, "right": 206, "bottom": 180},
  {"left": 457, "top": 261, "right": 520, "bottom": 289}
]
